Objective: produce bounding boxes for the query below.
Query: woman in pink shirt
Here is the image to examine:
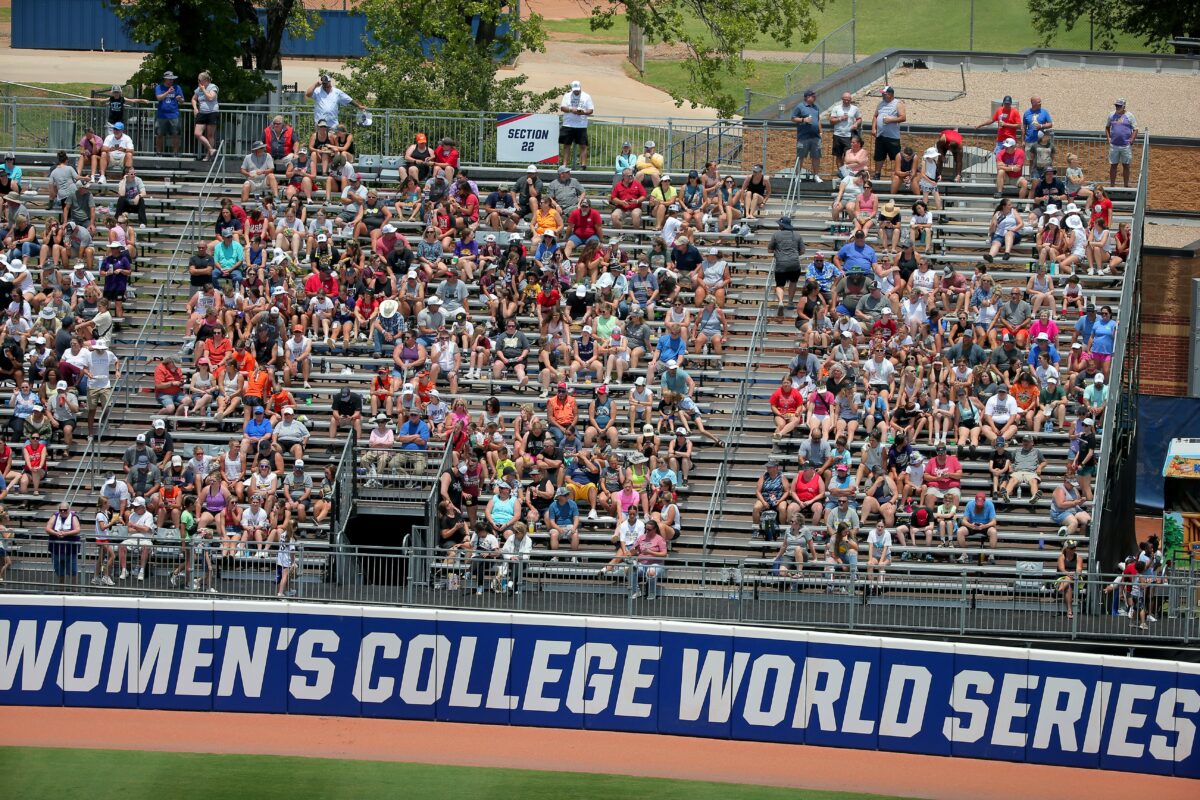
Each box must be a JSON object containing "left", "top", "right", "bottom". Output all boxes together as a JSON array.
[
  {"left": 1028, "top": 308, "right": 1060, "bottom": 343},
  {"left": 853, "top": 180, "right": 878, "bottom": 238},
  {"left": 615, "top": 476, "right": 646, "bottom": 519},
  {"left": 629, "top": 519, "right": 668, "bottom": 599}
]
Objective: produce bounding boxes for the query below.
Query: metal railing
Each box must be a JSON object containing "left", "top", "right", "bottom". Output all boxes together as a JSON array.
[
  {"left": 3, "top": 542, "right": 1194, "bottom": 644},
  {"left": 62, "top": 142, "right": 228, "bottom": 505},
  {"left": 1085, "top": 132, "right": 1150, "bottom": 583},
  {"left": 701, "top": 259, "right": 775, "bottom": 553},
  {"left": 0, "top": 94, "right": 791, "bottom": 174}
]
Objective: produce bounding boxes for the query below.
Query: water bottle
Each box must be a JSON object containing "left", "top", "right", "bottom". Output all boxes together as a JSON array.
[
  {"left": 500, "top": 575, "right": 509, "bottom": 593},
  {"left": 447, "top": 572, "right": 459, "bottom": 591},
  {"left": 1043, "top": 421, "right": 1053, "bottom": 433}
]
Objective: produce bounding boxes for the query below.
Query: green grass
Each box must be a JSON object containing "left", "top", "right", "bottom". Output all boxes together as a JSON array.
[
  {"left": 546, "top": 0, "right": 1151, "bottom": 53},
  {"left": 635, "top": 59, "right": 800, "bottom": 107},
  {"left": 0, "top": 747, "right": 916, "bottom": 800}
]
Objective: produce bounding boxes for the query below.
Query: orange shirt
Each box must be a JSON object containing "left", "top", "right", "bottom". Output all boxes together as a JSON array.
[
  {"left": 1012, "top": 383, "right": 1038, "bottom": 411},
  {"left": 231, "top": 350, "right": 257, "bottom": 375},
  {"left": 203, "top": 337, "right": 232, "bottom": 366},
  {"left": 548, "top": 395, "right": 578, "bottom": 428},
  {"left": 245, "top": 369, "right": 271, "bottom": 399},
  {"left": 269, "top": 390, "right": 295, "bottom": 414}
]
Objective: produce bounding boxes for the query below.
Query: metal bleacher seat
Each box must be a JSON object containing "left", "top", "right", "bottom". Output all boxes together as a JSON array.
[{"left": 378, "top": 156, "right": 402, "bottom": 182}]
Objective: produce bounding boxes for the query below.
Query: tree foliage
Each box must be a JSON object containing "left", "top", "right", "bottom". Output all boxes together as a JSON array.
[
  {"left": 339, "top": 0, "right": 562, "bottom": 113},
  {"left": 588, "top": 0, "right": 824, "bottom": 116},
  {"left": 108, "top": 0, "right": 319, "bottom": 102},
  {"left": 1027, "top": 0, "right": 1200, "bottom": 51}
]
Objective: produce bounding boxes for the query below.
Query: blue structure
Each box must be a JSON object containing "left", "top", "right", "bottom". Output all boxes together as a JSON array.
[
  {"left": 2, "top": 596, "right": 1198, "bottom": 779},
  {"left": 12, "top": 0, "right": 515, "bottom": 59}
]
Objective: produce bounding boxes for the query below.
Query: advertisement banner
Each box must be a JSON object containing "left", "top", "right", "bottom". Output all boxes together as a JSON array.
[
  {"left": 1, "top": 596, "right": 1197, "bottom": 779},
  {"left": 496, "top": 114, "right": 560, "bottom": 164}
]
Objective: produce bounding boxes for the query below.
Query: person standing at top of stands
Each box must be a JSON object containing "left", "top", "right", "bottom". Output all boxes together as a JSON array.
[
  {"left": 1105, "top": 98, "right": 1138, "bottom": 187},
  {"left": 153, "top": 70, "right": 185, "bottom": 156},
  {"left": 93, "top": 84, "right": 149, "bottom": 141},
  {"left": 826, "top": 91, "right": 862, "bottom": 173},
  {"left": 635, "top": 140, "right": 664, "bottom": 186},
  {"left": 192, "top": 71, "right": 220, "bottom": 162},
  {"left": 1022, "top": 96, "right": 1053, "bottom": 161},
  {"left": 976, "top": 94, "right": 1022, "bottom": 155},
  {"left": 306, "top": 73, "right": 365, "bottom": 128},
  {"left": 791, "top": 89, "right": 823, "bottom": 182},
  {"left": 870, "top": 86, "right": 906, "bottom": 180},
  {"left": 559, "top": 80, "right": 594, "bottom": 169}
]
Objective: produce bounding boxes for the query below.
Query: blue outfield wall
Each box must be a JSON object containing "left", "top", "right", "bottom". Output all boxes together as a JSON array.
[
  {"left": 12, "top": 0, "right": 514, "bottom": 59},
  {"left": 11, "top": 0, "right": 371, "bottom": 58},
  {"left": 0, "top": 595, "right": 1197, "bottom": 779}
]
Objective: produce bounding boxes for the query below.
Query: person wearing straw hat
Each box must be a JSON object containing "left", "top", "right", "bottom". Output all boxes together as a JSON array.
[
  {"left": 153, "top": 70, "right": 186, "bottom": 155},
  {"left": 240, "top": 141, "right": 277, "bottom": 202},
  {"left": 370, "top": 298, "right": 403, "bottom": 358}
]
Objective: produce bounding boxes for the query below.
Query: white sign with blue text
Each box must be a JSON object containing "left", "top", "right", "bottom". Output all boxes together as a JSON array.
[
  {"left": 496, "top": 113, "right": 560, "bottom": 164},
  {"left": 0, "top": 596, "right": 1196, "bottom": 778}
]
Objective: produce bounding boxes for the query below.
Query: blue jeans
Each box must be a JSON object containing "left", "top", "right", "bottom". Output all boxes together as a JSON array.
[
  {"left": 373, "top": 329, "right": 399, "bottom": 356},
  {"left": 213, "top": 268, "right": 243, "bottom": 291},
  {"left": 629, "top": 562, "right": 665, "bottom": 598},
  {"left": 8, "top": 242, "right": 40, "bottom": 262}
]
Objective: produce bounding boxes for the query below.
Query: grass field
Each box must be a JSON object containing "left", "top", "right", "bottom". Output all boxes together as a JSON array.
[
  {"left": 0, "top": 747, "right": 916, "bottom": 800},
  {"left": 546, "top": 0, "right": 1151, "bottom": 53}
]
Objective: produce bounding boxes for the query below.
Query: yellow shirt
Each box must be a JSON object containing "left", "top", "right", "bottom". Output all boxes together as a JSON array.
[
  {"left": 533, "top": 207, "right": 561, "bottom": 236},
  {"left": 651, "top": 186, "right": 678, "bottom": 204},
  {"left": 636, "top": 152, "right": 664, "bottom": 176}
]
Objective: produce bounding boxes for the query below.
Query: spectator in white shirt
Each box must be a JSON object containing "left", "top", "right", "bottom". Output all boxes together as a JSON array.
[
  {"left": 99, "top": 123, "right": 135, "bottom": 180},
  {"left": 559, "top": 80, "right": 595, "bottom": 169},
  {"left": 118, "top": 496, "right": 156, "bottom": 581},
  {"left": 982, "top": 385, "right": 1019, "bottom": 444},
  {"left": 306, "top": 74, "right": 365, "bottom": 127}
]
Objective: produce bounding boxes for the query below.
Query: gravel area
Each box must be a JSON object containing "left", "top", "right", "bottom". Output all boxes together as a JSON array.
[
  {"left": 861, "top": 67, "right": 1199, "bottom": 137},
  {"left": 1144, "top": 222, "right": 1200, "bottom": 250}
]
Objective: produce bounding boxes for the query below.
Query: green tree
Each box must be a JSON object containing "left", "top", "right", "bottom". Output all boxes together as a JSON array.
[
  {"left": 1027, "top": 0, "right": 1200, "bottom": 51},
  {"left": 587, "top": 0, "right": 824, "bottom": 116},
  {"left": 108, "top": 0, "right": 319, "bottom": 102},
  {"left": 339, "top": 0, "right": 561, "bottom": 112}
]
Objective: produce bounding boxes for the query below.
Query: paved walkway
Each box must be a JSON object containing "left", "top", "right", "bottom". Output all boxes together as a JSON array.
[{"left": 1, "top": 40, "right": 717, "bottom": 120}]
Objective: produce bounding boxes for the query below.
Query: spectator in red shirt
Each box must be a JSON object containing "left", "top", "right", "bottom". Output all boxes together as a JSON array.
[
  {"left": 564, "top": 197, "right": 603, "bottom": 258},
  {"left": 153, "top": 355, "right": 189, "bottom": 416},
  {"left": 978, "top": 95, "right": 1022, "bottom": 153},
  {"left": 303, "top": 266, "right": 338, "bottom": 299},
  {"left": 922, "top": 443, "right": 962, "bottom": 512},
  {"left": 432, "top": 137, "right": 459, "bottom": 183},
  {"left": 1088, "top": 185, "right": 1112, "bottom": 230},
  {"left": 935, "top": 128, "right": 964, "bottom": 181},
  {"left": 994, "top": 138, "right": 1026, "bottom": 196},
  {"left": 769, "top": 376, "right": 804, "bottom": 439},
  {"left": 610, "top": 168, "right": 647, "bottom": 229}
]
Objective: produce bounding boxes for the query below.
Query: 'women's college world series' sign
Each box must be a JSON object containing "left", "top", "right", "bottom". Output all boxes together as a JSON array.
[
  {"left": 1, "top": 595, "right": 1197, "bottom": 780},
  {"left": 496, "top": 114, "right": 560, "bottom": 164}
]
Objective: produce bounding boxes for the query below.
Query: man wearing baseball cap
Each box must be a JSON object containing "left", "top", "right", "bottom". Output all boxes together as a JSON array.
[
  {"left": 153, "top": 70, "right": 186, "bottom": 156},
  {"left": 1105, "top": 98, "right": 1138, "bottom": 187},
  {"left": 977, "top": 94, "right": 1021, "bottom": 153},
  {"left": 994, "top": 136, "right": 1026, "bottom": 197},
  {"left": 957, "top": 491, "right": 999, "bottom": 563},
  {"left": 559, "top": 79, "right": 594, "bottom": 169},
  {"left": 791, "top": 88, "right": 824, "bottom": 183},
  {"left": 871, "top": 85, "right": 906, "bottom": 180}
]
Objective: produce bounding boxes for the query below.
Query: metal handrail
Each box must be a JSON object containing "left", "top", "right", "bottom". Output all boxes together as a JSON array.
[
  {"left": 702, "top": 259, "right": 775, "bottom": 553},
  {"left": 1, "top": 542, "right": 1193, "bottom": 644},
  {"left": 1085, "top": 133, "right": 1149, "bottom": 583},
  {"left": 63, "top": 142, "right": 227, "bottom": 503}
]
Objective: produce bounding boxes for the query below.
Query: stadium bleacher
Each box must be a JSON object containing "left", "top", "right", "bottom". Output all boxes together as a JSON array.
[{"left": 0, "top": 124, "right": 1138, "bottom": 604}]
